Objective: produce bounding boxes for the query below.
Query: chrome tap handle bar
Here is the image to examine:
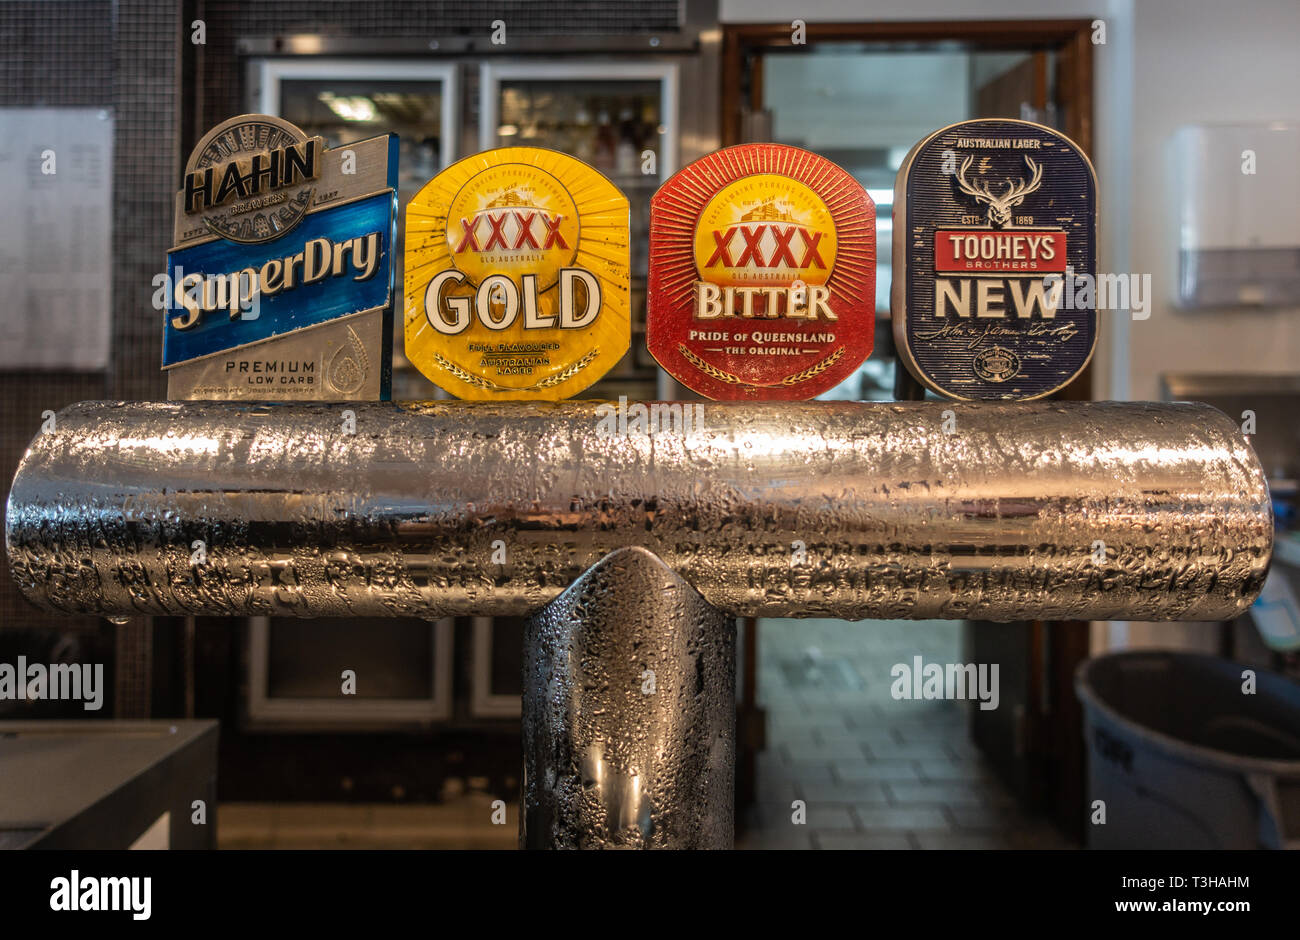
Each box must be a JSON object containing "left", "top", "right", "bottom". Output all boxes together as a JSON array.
[{"left": 4, "top": 399, "right": 1271, "bottom": 623}]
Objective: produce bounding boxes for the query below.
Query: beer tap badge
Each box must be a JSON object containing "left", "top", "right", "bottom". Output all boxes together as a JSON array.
[
  {"left": 404, "top": 148, "right": 630, "bottom": 400},
  {"left": 164, "top": 114, "right": 399, "bottom": 400},
  {"left": 647, "top": 144, "right": 875, "bottom": 400},
  {"left": 892, "top": 119, "right": 1098, "bottom": 401}
]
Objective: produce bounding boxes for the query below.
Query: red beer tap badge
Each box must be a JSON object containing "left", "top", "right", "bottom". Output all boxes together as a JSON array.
[{"left": 647, "top": 144, "right": 875, "bottom": 400}]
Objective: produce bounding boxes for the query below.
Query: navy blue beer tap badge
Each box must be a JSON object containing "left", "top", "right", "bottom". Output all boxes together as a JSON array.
[
  {"left": 163, "top": 114, "right": 398, "bottom": 401},
  {"left": 892, "top": 119, "right": 1098, "bottom": 401}
]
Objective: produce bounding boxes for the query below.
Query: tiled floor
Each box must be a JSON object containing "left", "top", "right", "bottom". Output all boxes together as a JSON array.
[{"left": 735, "top": 618, "right": 1073, "bottom": 850}]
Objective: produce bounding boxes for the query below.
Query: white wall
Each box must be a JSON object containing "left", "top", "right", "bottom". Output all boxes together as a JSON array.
[
  {"left": 1119, "top": 0, "right": 1300, "bottom": 651},
  {"left": 1125, "top": 0, "right": 1300, "bottom": 402}
]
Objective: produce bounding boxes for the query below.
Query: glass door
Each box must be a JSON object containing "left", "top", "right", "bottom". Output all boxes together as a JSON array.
[
  {"left": 256, "top": 59, "right": 459, "bottom": 398},
  {"left": 480, "top": 62, "right": 679, "bottom": 398}
]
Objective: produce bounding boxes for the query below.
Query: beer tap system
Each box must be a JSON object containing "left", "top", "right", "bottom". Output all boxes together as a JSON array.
[
  {"left": 4, "top": 398, "right": 1274, "bottom": 847},
  {"left": 2, "top": 112, "right": 1277, "bottom": 849}
]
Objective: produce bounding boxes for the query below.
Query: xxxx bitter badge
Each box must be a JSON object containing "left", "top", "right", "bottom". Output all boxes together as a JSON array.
[
  {"left": 647, "top": 144, "right": 875, "bottom": 400},
  {"left": 892, "top": 119, "right": 1098, "bottom": 401},
  {"left": 404, "top": 148, "right": 630, "bottom": 400},
  {"left": 165, "top": 114, "right": 399, "bottom": 400}
]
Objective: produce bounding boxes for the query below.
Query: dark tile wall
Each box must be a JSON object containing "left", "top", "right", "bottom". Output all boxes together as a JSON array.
[
  {"left": 114, "top": 0, "right": 181, "bottom": 403},
  {"left": 0, "top": 2, "right": 176, "bottom": 722},
  {"left": 1, "top": 1, "right": 117, "bottom": 633}
]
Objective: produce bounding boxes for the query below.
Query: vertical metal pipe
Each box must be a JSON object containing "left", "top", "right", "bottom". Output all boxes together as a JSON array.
[{"left": 522, "top": 547, "right": 735, "bottom": 849}]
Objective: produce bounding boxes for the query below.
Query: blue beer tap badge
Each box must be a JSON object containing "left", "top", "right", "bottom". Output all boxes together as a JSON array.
[
  {"left": 892, "top": 119, "right": 1098, "bottom": 401},
  {"left": 163, "top": 114, "right": 398, "bottom": 401}
]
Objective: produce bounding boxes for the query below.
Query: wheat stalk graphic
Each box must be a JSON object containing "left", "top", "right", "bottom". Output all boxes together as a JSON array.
[
  {"left": 677, "top": 344, "right": 845, "bottom": 388},
  {"left": 435, "top": 349, "right": 599, "bottom": 393}
]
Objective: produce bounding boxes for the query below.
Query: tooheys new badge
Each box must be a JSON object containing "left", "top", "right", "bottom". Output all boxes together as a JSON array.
[
  {"left": 404, "top": 148, "right": 630, "bottom": 400},
  {"left": 165, "top": 114, "right": 398, "bottom": 400},
  {"left": 647, "top": 144, "right": 875, "bottom": 400},
  {"left": 893, "top": 119, "right": 1098, "bottom": 400}
]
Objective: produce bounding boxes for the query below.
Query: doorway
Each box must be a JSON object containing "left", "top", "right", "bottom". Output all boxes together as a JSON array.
[{"left": 724, "top": 19, "right": 1096, "bottom": 846}]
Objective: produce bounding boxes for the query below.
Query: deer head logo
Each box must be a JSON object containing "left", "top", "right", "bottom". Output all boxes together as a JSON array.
[{"left": 955, "top": 155, "right": 1044, "bottom": 227}]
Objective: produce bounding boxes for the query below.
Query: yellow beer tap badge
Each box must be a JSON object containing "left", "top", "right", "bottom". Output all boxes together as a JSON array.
[{"left": 404, "top": 148, "right": 630, "bottom": 400}]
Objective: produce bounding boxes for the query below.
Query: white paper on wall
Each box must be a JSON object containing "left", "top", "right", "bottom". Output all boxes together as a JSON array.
[{"left": 0, "top": 108, "right": 113, "bottom": 370}]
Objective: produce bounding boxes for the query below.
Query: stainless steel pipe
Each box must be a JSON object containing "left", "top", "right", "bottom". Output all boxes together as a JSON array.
[
  {"left": 4, "top": 399, "right": 1272, "bottom": 622},
  {"left": 522, "top": 547, "right": 735, "bottom": 849}
]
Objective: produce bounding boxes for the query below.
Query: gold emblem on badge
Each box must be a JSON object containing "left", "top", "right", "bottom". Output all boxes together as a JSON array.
[
  {"left": 182, "top": 114, "right": 324, "bottom": 245},
  {"left": 404, "top": 148, "right": 630, "bottom": 400},
  {"left": 691, "top": 175, "right": 838, "bottom": 290}
]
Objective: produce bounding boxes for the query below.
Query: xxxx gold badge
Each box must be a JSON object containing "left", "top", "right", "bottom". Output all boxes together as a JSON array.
[
  {"left": 648, "top": 144, "right": 875, "bottom": 401},
  {"left": 404, "top": 148, "right": 630, "bottom": 400}
]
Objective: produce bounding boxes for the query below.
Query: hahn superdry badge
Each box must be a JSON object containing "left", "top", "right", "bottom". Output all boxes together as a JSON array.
[
  {"left": 404, "top": 148, "right": 630, "bottom": 400},
  {"left": 164, "top": 114, "right": 399, "bottom": 401},
  {"left": 892, "top": 119, "right": 1098, "bottom": 401},
  {"left": 647, "top": 144, "right": 875, "bottom": 401}
]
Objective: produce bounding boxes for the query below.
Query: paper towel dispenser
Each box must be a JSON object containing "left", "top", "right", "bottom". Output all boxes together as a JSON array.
[{"left": 1169, "top": 123, "right": 1300, "bottom": 308}]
